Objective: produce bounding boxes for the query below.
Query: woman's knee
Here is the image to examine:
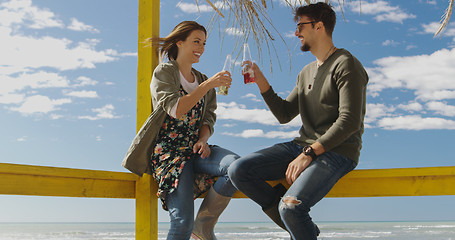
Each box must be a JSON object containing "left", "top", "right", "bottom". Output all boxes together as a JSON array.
[
  {"left": 212, "top": 146, "right": 240, "bottom": 169},
  {"left": 169, "top": 215, "right": 194, "bottom": 237}
]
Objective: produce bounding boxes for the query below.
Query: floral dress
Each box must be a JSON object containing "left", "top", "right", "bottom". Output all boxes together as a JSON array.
[{"left": 150, "top": 87, "right": 215, "bottom": 210}]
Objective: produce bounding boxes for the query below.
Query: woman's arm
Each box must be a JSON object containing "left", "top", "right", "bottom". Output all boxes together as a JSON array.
[
  {"left": 193, "top": 124, "right": 212, "bottom": 158},
  {"left": 175, "top": 71, "right": 231, "bottom": 119}
]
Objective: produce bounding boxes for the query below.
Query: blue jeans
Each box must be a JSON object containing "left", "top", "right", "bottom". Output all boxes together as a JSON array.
[
  {"left": 228, "top": 141, "right": 356, "bottom": 240},
  {"left": 166, "top": 145, "right": 239, "bottom": 240}
]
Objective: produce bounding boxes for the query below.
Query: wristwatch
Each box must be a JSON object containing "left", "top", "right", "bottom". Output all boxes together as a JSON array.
[{"left": 303, "top": 145, "right": 317, "bottom": 160}]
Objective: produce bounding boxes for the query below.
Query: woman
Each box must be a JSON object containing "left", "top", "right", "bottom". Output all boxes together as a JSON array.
[{"left": 125, "top": 21, "right": 239, "bottom": 240}]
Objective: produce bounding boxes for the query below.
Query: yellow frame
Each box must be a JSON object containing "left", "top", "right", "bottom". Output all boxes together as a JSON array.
[
  {"left": 2, "top": 162, "right": 455, "bottom": 239},
  {"left": 0, "top": 1, "right": 455, "bottom": 240}
]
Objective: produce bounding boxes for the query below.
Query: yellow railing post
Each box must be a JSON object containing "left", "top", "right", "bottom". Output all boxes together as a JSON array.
[{"left": 137, "top": 0, "right": 160, "bottom": 239}]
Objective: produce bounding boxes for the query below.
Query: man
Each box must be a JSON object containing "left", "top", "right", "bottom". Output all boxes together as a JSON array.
[{"left": 228, "top": 2, "right": 368, "bottom": 239}]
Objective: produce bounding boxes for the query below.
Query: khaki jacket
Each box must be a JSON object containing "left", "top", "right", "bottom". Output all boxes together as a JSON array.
[{"left": 122, "top": 60, "right": 216, "bottom": 176}]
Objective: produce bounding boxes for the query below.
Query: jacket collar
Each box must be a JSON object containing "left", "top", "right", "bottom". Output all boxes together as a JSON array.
[{"left": 169, "top": 60, "right": 204, "bottom": 84}]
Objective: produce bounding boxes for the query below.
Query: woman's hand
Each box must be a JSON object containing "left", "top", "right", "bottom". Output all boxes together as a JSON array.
[
  {"left": 205, "top": 71, "right": 232, "bottom": 89},
  {"left": 193, "top": 140, "right": 211, "bottom": 158}
]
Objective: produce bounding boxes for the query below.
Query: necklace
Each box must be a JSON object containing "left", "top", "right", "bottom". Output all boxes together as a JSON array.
[
  {"left": 317, "top": 45, "right": 336, "bottom": 67},
  {"left": 309, "top": 46, "right": 336, "bottom": 90}
]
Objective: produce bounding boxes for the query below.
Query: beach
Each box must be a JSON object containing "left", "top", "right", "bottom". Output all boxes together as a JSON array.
[{"left": 0, "top": 221, "right": 454, "bottom": 239}]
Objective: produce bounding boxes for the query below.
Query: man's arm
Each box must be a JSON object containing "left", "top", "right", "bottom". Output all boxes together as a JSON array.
[{"left": 248, "top": 62, "right": 300, "bottom": 124}]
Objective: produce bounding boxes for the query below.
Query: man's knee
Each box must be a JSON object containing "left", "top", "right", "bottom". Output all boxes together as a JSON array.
[
  {"left": 279, "top": 195, "right": 310, "bottom": 219},
  {"left": 227, "top": 159, "right": 247, "bottom": 182}
]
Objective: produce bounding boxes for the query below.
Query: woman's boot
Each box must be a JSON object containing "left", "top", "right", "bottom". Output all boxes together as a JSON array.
[{"left": 191, "top": 187, "right": 231, "bottom": 240}]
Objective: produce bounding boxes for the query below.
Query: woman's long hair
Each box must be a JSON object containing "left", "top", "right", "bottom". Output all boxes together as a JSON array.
[{"left": 146, "top": 21, "right": 207, "bottom": 62}]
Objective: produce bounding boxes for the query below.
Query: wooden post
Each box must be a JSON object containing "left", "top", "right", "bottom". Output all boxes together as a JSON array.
[{"left": 136, "top": 0, "right": 160, "bottom": 239}]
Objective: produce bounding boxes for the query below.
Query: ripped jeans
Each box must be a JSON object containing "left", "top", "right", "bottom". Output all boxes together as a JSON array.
[{"left": 228, "top": 141, "right": 356, "bottom": 240}]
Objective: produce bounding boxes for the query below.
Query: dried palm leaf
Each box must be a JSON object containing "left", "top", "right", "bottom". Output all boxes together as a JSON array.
[
  {"left": 197, "top": 0, "right": 452, "bottom": 72},
  {"left": 435, "top": 0, "right": 454, "bottom": 37}
]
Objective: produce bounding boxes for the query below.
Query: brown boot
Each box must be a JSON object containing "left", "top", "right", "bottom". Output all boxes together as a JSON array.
[
  {"left": 191, "top": 187, "right": 231, "bottom": 240},
  {"left": 263, "top": 183, "right": 288, "bottom": 231}
]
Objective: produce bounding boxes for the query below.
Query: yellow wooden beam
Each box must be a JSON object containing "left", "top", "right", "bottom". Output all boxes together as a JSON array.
[
  {"left": 135, "top": 174, "right": 157, "bottom": 239},
  {"left": 327, "top": 166, "right": 455, "bottom": 197},
  {"left": 137, "top": 0, "right": 160, "bottom": 129},
  {"left": 0, "top": 162, "right": 137, "bottom": 181},
  {"left": 0, "top": 163, "right": 137, "bottom": 198},
  {"left": 137, "top": 0, "right": 160, "bottom": 239},
  {"left": 232, "top": 166, "right": 455, "bottom": 198},
  {"left": 2, "top": 162, "right": 455, "bottom": 240}
]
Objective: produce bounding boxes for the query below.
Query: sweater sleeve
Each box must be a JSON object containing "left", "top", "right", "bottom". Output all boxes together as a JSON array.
[
  {"left": 261, "top": 86, "right": 300, "bottom": 124},
  {"left": 317, "top": 58, "right": 368, "bottom": 152}
]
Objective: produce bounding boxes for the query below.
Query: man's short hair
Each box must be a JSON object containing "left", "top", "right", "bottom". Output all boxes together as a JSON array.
[{"left": 294, "top": 2, "right": 336, "bottom": 36}]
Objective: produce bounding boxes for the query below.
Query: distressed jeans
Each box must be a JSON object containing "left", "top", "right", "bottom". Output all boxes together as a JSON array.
[
  {"left": 166, "top": 145, "right": 239, "bottom": 240},
  {"left": 228, "top": 141, "right": 356, "bottom": 240}
]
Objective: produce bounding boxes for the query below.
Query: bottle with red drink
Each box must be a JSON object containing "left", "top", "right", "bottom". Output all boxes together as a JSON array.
[{"left": 242, "top": 43, "right": 255, "bottom": 84}]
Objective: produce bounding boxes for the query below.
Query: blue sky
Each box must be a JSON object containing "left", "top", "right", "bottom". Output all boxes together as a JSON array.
[{"left": 1, "top": 0, "right": 455, "bottom": 223}]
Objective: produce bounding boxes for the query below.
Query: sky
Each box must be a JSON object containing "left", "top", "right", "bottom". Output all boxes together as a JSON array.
[{"left": 1, "top": 0, "right": 455, "bottom": 224}]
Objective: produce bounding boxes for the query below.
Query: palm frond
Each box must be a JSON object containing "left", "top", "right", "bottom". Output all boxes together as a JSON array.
[
  {"left": 435, "top": 0, "right": 454, "bottom": 37},
  {"left": 196, "top": 0, "right": 453, "bottom": 71}
]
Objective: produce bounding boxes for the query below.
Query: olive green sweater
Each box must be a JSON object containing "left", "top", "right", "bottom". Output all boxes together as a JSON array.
[{"left": 262, "top": 49, "right": 368, "bottom": 163}]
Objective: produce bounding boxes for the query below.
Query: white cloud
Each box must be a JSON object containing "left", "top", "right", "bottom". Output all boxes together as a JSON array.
[
  {"left": 78, "top": 104, "right": 121, "bottom": 120},
  {"left": 0, "top": 93, "right": 24, "bottom": 104},
  {"left": 241, "top": 93, "right": 262, "bottom": 102},
  {"left": 426, "top": 101, "right": 455, "bottom": 117},
  {"left": 382, "top": 39, "right": 400, "bottom": 46},
  {"left": 406, "top": 45, "right": 417, "bottom": 51},
  {"left": 17, "top": 136, "right": 27, "bottom": 142},
  {"left": 367, "top": 48, "right": 455, "bottom": 100},
  {"left": 0, "top": 26, "right": 118, "bottom": 74},
  {"left": 355, "top": 20, "right": 369, "bottom": 25},
  {"left": 215, "top": 101, "right": 302, "bottom": 127},
  {"left": 65, "top": 90, "right": 99, "bottom": 98},
  {"left": 118, "top": 52, "right": 138, "bottom": 57},
  {"left": 421, "top": 21, "right": 455, "bottom": 42},
  {"left": 222, "top": 129, "right": 299, "bottom": 139},
  {"left": 365, "top": 103, "right": 394, "bottom": 125},
  {"left": 348, "top": 0, "right": 416, "bottom": 24},
  {"left": 9, "top": 95, "right": 71, "bottom": 115},
  {"left": 177, "top": 2, "right": 215, "bottom": 14},
  {"left": 1, "top": 71, "right": 70, "bottom": 96},
  {"left": 50, "top": 114, "right": 63, "bottom": 120},
  {"left": 284, "top": 30, "right": 296, "bottom": 38},
  {"left": 0, "top": 0, "right": 63, "bottom": 29},
  {"left": 67, "top": 18, "right": 99, "bottom": 33},
  {"left": 274, "top": 0, "right": 308, "bottom": 7},
  {"left": 377, "top": 115, "right": 455, "bottom": 130},
  {"left": 397, "top": 102, "right": 424, "bottom": 112},
  {"left": 0, "top": 0, "right": 132, "bottom": 120},
  {"left": 73, "top": 76, "right": 98, "bottom": 87},
  {"left": 225, "top": 27, "right": 244, "bottom": 36}
]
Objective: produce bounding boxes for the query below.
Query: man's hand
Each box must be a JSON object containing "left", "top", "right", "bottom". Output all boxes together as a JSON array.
[
  {"left": 193, "top": 140, "right": 211, "bottom": 159},
  {"left": 285, "top": 153, "right": 313, "bottom": 185}
]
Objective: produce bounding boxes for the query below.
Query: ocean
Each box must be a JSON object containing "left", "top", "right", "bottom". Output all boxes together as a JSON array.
[{"left": 0, "top": 221, "right": 454, "bottom": 239}]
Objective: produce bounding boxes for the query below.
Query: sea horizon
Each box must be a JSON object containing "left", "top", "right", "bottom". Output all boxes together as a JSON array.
[{"left": 1, "top": 220, "right": 455, "bottom": 239}]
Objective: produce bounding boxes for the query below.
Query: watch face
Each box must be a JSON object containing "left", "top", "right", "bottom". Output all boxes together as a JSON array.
[{"left": 303, "top": 146, "right": 310, "bottom": 154}]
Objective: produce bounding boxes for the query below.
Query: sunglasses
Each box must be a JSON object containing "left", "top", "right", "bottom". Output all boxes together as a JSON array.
[{"left": 296, "top": 21, "right": 317, "bottom": 32}]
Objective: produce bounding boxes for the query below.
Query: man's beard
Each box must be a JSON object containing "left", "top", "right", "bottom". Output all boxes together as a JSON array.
[{"left": 300, "top": 43, "right": 310, "bottom": 52}]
